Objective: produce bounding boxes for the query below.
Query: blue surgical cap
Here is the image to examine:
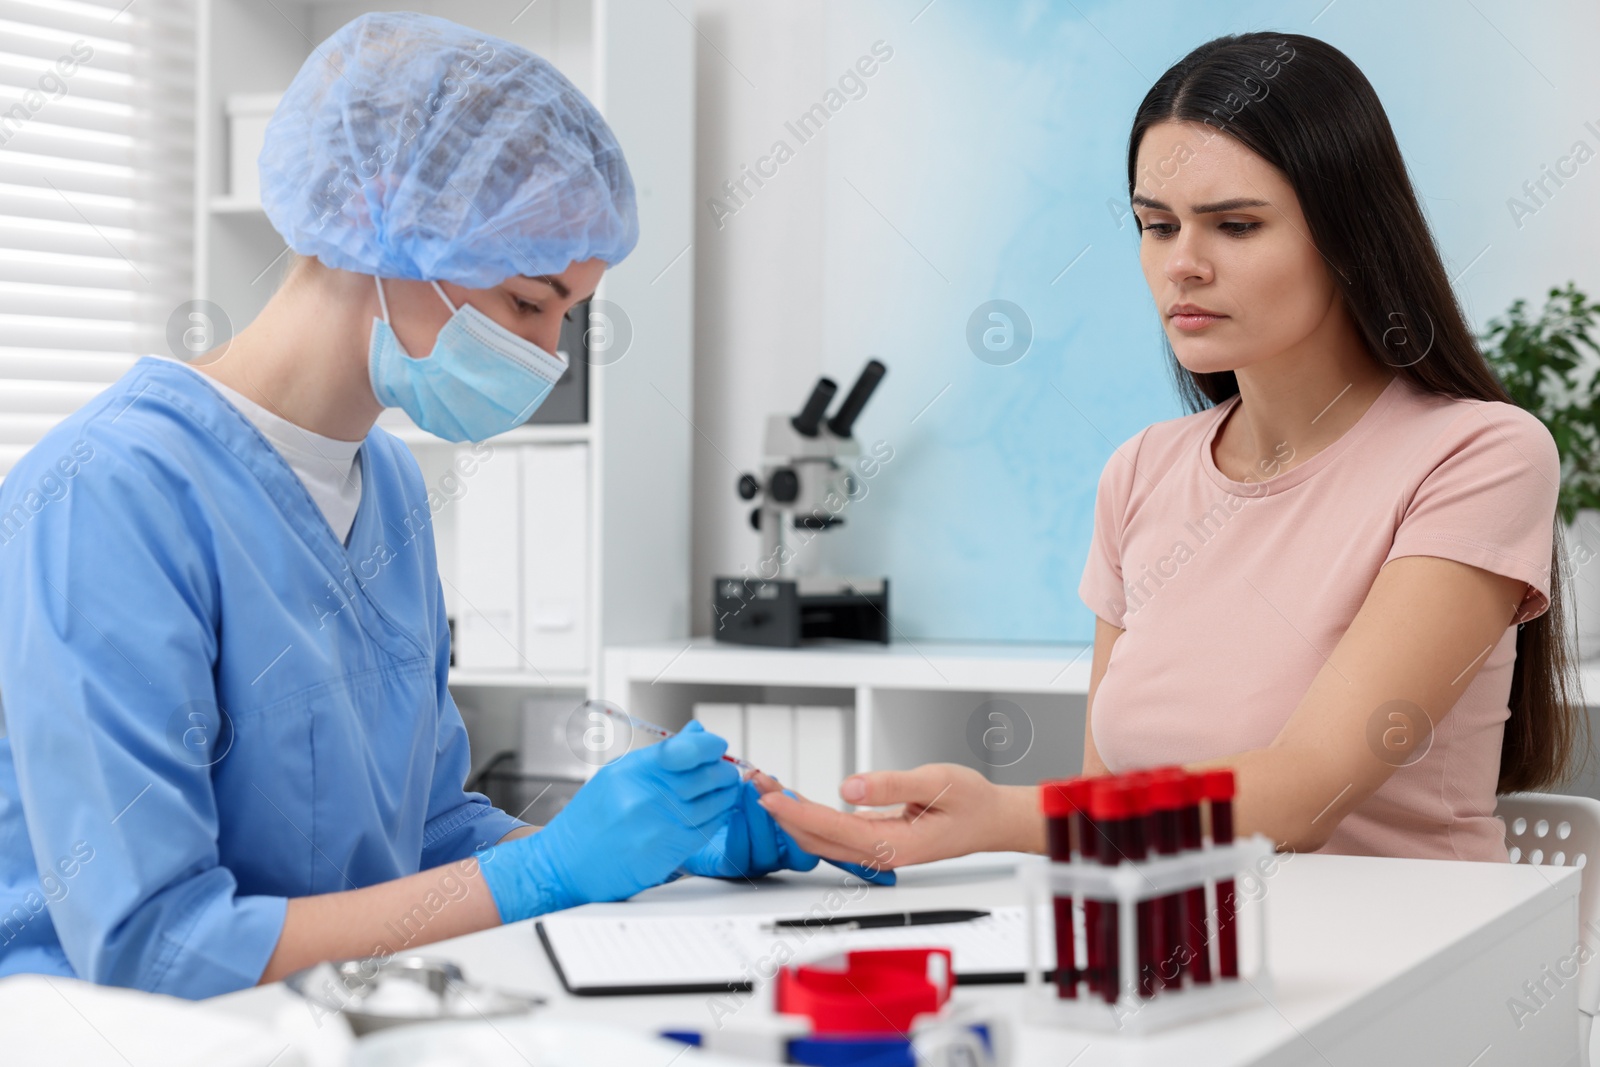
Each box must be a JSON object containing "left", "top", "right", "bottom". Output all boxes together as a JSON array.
[{"left": 259, "top": 11, "right": 638, "bottom": 287}]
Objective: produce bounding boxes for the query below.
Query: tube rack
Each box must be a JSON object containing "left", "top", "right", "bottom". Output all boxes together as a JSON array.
[{"left": 1020, "top": 833, "right": 1275, "bottom": 1034}]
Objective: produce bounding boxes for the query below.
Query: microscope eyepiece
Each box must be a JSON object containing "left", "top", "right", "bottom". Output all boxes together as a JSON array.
[
  {"left": 791, "top": 377, "right": 838, "bottom": 438},
  {"left": 826, "top": 359, "right": 886, "bottom": 439}
]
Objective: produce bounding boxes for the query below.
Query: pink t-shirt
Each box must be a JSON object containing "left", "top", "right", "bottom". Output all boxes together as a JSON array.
[{"left": 1078, "top": 373, "right": 1560, "bottom": 862}]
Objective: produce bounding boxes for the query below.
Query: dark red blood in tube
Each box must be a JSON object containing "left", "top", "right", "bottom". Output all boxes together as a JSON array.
[
  {"left": 1040, "top": 780, "right": 1078, "bottom": 999},
  {"left": 1144, "top": 766, "right": 1187, "bottom": 991},
  {"left": 1066, "top": 778, "right": 1099, "bottom": 997},
  {"left": 1177, "top": 771, "right": 1212, "bottom": 984},
  {"left": 1121, "top": 773, "right": 1156, "bottom": 999},
  {"left": 1087, "top": 778, "right": 1130, "bottom": 1003},
  {"left": 1203, "top": 768, "right": 1239, "bottom": 979}
]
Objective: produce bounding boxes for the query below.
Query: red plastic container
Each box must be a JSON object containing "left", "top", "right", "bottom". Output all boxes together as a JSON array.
[{"left": 775, "top": 948, "right": 953, "bottom": 1034}]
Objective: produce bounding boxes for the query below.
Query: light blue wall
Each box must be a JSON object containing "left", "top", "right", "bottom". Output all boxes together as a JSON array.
[{"left": 815, "top": 0, "right": 1599, "bottom": 643}]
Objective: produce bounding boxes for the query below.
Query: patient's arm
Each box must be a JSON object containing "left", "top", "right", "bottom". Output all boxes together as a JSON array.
[
  {"left": 764, "top": 555, "right": 1528, "bottom": 862},
  {"left": 1185, "top": 554, "right": 1527, "bottom": 852}
]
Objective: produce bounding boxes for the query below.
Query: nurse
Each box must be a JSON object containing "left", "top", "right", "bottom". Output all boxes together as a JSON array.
[{"left": 0, "top": 12, "right": 821, "bottom": 998}]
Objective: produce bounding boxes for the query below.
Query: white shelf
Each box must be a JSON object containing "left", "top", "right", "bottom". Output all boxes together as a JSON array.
[
  {"left": 449, "top": 668, "right": 588, "bottom": 689},
  {"left": 606, "top": 638, "right": 1600, "bottom": 707},
  {"left": 605, "top": 637, "right": 1094, "bottom": 694},
  {"left": 603, "top": 639, "right": 1095, "bottom": 786}
]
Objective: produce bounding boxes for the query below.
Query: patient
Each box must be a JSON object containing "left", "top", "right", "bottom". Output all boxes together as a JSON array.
[{"left": 762, "top": 31, "right": 1582, "bottom": 868}]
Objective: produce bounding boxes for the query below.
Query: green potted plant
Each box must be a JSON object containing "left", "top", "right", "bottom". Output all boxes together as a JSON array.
[{"left": 1481, "top": 281, "right": 1600, "bottom": 658}]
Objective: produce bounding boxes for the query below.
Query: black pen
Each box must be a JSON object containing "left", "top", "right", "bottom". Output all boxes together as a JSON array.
[{"left": 766, "top": 909, "right": 989, "bottom": 931}]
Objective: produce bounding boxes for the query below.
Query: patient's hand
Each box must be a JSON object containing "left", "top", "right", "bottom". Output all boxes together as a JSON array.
[{"left": 757, "top": 763, "right": 1043, "bottom": 870}]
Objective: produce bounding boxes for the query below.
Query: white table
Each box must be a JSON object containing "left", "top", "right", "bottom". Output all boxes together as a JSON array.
[{"left": 212, "top": 851, "right": 1583, "bottom": 1066}]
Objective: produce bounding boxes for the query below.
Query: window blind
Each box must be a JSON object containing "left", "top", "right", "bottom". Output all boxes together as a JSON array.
[{"left": 0, "top": 0, "right": 193, "bottom": 479}]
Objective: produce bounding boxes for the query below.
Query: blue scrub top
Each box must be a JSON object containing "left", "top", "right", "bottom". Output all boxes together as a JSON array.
[{"left": 0, "top": 357, "right": 524, "bottom": 997}]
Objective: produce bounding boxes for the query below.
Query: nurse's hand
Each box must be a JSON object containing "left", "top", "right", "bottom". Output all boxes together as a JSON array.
[
  {"left": 757, "top": 763, "right": 1048, "bottom": 870},
  {"left": 677, "top": 772, "right": 819, "bottom": 879},
  {"left": 477, "top": 721, "right": 740, "bottom": 923},
  {"left": 678, "top": 773, "right": 897, "bottom": 884}
]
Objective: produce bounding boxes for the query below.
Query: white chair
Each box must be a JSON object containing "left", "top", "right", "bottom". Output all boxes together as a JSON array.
[{"left": 1497, "top": 791, "right": 1600, "bottom": 1064}]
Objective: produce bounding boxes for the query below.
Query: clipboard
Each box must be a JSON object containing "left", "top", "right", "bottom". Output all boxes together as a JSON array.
[{"left": 534, "top": 906, "right": 1055, "bottom": 997}]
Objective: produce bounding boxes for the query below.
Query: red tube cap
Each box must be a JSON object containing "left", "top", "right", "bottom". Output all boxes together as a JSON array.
[
  {"left": 1200, "top": 768, "right": 1236, "bottom": 801},
  {"left": 1121, "top": 775, "right": 1150, "bottom": 816},
  {"left": 1145, "top": 767, "right": 1187, "bottom": 810},
  {"left": 1040, "top": 780, "right": 1076, "bottom": 818},
  {"left": 1064, "top": 778, "right": 1096, "bottom": 811},
  {"left": 1180, "top": 771, "right": 1206, "bottom": 805},
  {"left": 1088, "top": 778, "right": 1129, "bottom": 820}
]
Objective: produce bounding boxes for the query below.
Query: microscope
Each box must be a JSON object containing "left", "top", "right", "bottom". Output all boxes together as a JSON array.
[{"left": 713, "top": 359, "right": 890, "bottom": 647}]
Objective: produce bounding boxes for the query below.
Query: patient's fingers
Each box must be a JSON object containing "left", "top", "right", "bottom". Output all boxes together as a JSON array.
[
  {"left": 774, "top": 819, "right": 898, "bottom": 871},
  {"left": 838, "top": 765, "right": 952, "bottom": 806},
  {"left": 760, "top": 792, "right": 866, "bottom": 844},
  {"left": 761, "top": 791, "right": 913, "bottom": 865},
  {"left": 759, "top": 789, "right": 857, "bottom": 836}
]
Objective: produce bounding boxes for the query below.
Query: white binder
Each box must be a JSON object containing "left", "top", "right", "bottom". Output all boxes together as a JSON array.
[
  {"left": 453, "top": 445, "right": 523, "bottom": 669},
  {"left": 693, "top": 703, "right": 745, "bottom": 756},
  {"left": 793, "top": 705, "right": 847, "bottom": 810},
  {"left": 743, "top": 704, "right": 795, "bottom": 786},
  {"left": 520, "top": 443, "right": 590, "bottom": 673}
]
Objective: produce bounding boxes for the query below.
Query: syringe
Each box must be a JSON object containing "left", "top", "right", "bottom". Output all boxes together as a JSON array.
[{"left": 584, "top": 701, "right": 759, "bottom": 774}]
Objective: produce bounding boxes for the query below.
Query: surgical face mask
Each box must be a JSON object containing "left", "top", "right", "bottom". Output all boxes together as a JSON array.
[{"left": 368, "top": 277, "right": 568, "bottom": 443}]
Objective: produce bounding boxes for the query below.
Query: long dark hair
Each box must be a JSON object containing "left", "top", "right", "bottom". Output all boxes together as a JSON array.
[{"left": 1127, "top": 32, "right": 1587, "bottom": 795}]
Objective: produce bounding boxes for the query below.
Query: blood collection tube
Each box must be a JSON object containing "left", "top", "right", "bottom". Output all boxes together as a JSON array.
[
  {"left": 1040, "top": 780, "right": 1078, "bottom": 999},
  {"left": 1177, "top": 771, "right": 1212, "bottom": 985},
  {"left": 1065, "top": 778, "right": 1100, "bottom": 998},
  {"left": 1086, "top": 778, "right": 1129, "bottom": 1003},
  {"left": 1203, "top": 768, "right": 1239, "bottom": 979},
  {"left": 1120, "top": 774, "right": 1157, "bottom": 999},
  {"left": 1143, "top": 766, "right": 1186, "bottom": 992}
]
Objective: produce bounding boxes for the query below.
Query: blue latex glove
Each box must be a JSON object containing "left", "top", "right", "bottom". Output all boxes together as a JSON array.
[
  {"left": 679, "top": 783, "right": 896, "bottom": 886},
  {"left": 824, "top": 856, "right": 897, "bottom": 886},
  {"left": 477, "top": 721, "right": 740, "bottom": 923},
  {"left": 677, "top": 779, "right": 820, "bottom": 878}
]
